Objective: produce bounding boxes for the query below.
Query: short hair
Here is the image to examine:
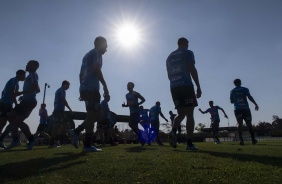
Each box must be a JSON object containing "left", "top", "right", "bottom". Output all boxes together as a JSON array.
[
  {"left": 62, "top": 80, "right": 70, "bottom": 86},
  {"left": 128, "top": 82, "right": 134, "bottom": 88},
  {"left": 28, "top": 60, "right": 39, "bottom": 68},
  {"left": 16, "top": 69, "right": 26, "bottom": 76},
  {"left": 140, "top": 105, "right": 143, "bottom": 108},
  {"left": 234, "top": 79, "right": 241, "bottom": 85},
  {"left": 178, "top": 37, "right": 188, "bottom": 46},
  {"left": 156, "top": 101, "right": 160, "bottom": 106},
  {"left": 94, "top": 36, "right": 107, "bottom": 47},
  {"left": 209, "top": 101, "right": 213, "bottom": 104}
]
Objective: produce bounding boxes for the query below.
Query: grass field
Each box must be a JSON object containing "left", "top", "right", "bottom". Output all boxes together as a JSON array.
[{"left": 0, "top": 141, "right": 282, "bottom": 184}]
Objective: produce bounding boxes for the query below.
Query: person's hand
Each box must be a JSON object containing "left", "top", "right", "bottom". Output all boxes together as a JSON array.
[
  {"left": 225, "top": 115, "right": 228, "bottom": 119},
  {"left": 198, "top": 108, "right": 201, "bottom": 111},
  {"left": 255, "top": 105, "right": 259, "bottom": 111},
  {"left": 122, "top": 102, "right": 126, "bottom": 107},
  {"left": 103, "top": 86, "right": 109, "bottom": 96},
  {"left": 196, "top": 87, "right": 202, "bottom": 98}
]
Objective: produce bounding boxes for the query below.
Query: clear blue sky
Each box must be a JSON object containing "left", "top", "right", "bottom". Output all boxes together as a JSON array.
[{"left": 1, "top": 0, "right": 281, "bottom": 132}]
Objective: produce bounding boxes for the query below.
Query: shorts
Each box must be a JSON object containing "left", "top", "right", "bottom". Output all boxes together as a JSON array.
[
  {"left": 13, "top": 100, "right": 37, "bottom": 119},
  {"left": 80, "top": 90, "right": 101, "bottom": 112},
  {"left": 0, "top": 102, "right": 12, "bottom": 117},
  {"left": 53, "top": 110, "right": 68, "bottom": 124},
  {"left": 171, "top": 86, "right": 198, "bottom": 109},
  {"left": 130, "top": 112, "right": 140, "bottom": 125},
  {"left": 150, "top": 120, "right": 160, "bottom": 129},
  {"left": 37, "top": 123, "right": 47, "bottom": 132},
  {"left": 234, "top": 109, "right": 252, "bottom": 122},
  {"left": 211, "top": 119, "right": 220, "bottom": 133}
]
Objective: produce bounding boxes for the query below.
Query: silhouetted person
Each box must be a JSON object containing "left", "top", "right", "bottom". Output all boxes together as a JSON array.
[
  {"left": 69, "top": 36, "right": 109, "bottom": 152},
  {"left": 0, "top": 70, "right": 26, "bottom": 149},
  {"left": 34, "top": 103, "right": 51, "bottom": 143},
  {"left": 199, "top": 101, "right": 228, "bottom": 144},
  {"left": 166, "top": 37, "right": 202, "bottom": 150},
  {"left": 230, "top": 79, "right": 258, "bottom": 145},
  {"left": 122, "top": 82, "right": 145, "bottom": 145}
]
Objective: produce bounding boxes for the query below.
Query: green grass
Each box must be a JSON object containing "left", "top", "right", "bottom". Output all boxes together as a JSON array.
[{"left": 1, "top": 141, "right": 282, "bottom": 184}]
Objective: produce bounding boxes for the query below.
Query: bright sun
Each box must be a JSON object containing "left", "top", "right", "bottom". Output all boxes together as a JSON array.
[{"left": 116, "top": 24, "right": 140, "bottom": 48}]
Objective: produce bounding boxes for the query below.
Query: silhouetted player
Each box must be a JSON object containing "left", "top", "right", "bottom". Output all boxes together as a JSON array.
[
  {"left": 199, "top": 101, "right": 228, "bottom": 144},
  {"left": 230, "top": 79, "right": 258, "bottom": 145}
]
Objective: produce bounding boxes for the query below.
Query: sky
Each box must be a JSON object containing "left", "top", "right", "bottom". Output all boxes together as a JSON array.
[{"left": 0, "top": 0, "right": 281, "bottom": 133}]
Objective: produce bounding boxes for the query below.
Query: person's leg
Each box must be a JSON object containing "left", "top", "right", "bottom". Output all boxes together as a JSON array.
[
  {"left": 0, "top": 117, "right": 8, "bottom": 133},
  {"left": 185, "top": 106, "right": 195, "bottom": 147},
  {"left": 169, "top": 108, "right": 185, "bottom": 148},
  {"left": 50, "top": 123, "right": 61, "bottom": 146},
  {"left": 129, "top": 113, "right": 139, "bottom": 135},
  {"left": 244, "top": 110, "right": 256, "bottom": 144},
  {"left": 0, "top": 123, "right": 13, "bottom": 148},
  {"left": 84, "top": 110, "right": 101, "bottom": 147},
  {"left": 235, "top": 110, "right": 244, "bottom": 145}
]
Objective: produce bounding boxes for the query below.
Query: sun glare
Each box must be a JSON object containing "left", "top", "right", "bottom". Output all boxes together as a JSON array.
[{"left": 116, "top": 24, "right": 140, "bottom": 48}]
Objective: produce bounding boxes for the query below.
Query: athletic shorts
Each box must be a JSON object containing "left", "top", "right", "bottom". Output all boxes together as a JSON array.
[
  {"left": 130, "top": 112, "right": 140, "bottom": 125},
  {"left": 211, "top": 119, "right": 220, "bottom": 133},
  {"left": 37, "top": 123, "right": 47, "bottom": 132},
  {"left": 234, "top": 109, "right": 252, "bottom": 122},
  {"left": 13, "top": 100, "right": 37, "bottom": 119},
  {"left": 150, "top": 120, "right": 160, "bottom": 129},
  {"left": 170, "top": 86, "right": 198, "bottom": 109},
  {"left": 53, "top": 110, "right": 68, "bottom": 124},
  {"left": 0, "top": 102, "right": 12, "bottom": 117},
  {"left": 80, "top": 90, "right": 101, "bottom": 112}
]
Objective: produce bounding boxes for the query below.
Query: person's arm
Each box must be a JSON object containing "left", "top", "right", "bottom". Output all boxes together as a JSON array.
[
  {"left": 160, "top": 111, "right": 168, "bottom": 122},
  {"left": 198, "top": 108, "right": 205, "bottom": 114},
  {"left": 247, "top": 94, "right": 259, "bottom": 111},
  {"left": 93, "top": 64, "right": 109, "bottom": 96},
  {"left": 64, "top": 98, "right": 72, "bottom": 112},
  {"left": 218, "top": 107, "right": 228, "bottom": 118},
  {"left": 230, "top": 92, "right": 234, "bottom": 104},
  {"left": 188, "top": 62, "right": 201, "bottom": 98},
  {"left": 136, "top": 93, "right": 145, "bottom": 106}
]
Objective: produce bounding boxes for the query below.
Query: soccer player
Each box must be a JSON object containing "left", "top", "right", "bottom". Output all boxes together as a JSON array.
[
  {"left": 6, "top": 60, "right": 40, "bottom": 150},
  {"left": 0, "top": 70, "right": 26, "bottom": 149},
  {"left": 166, "top": 37, "right": 202, "bottom": 150},
  {"left": 199, "top": 101, "right": 228, "bottom": 144},
  {"left": 149, "top": 101, "right": 168, "bottom": 146},
  {"left": 49, "top": 80, "right": 72, "bottom": 148},
  {"left": 69, "top": 36, "right": 109, "bottom": 152},
  {"left": 34, "top": 103, "right": 51, "bottom": 142},
  {"left": 230, "top": 79, "right": 259, "bottom": 145},
  {"left": 122, "top": 82, "right": 145, "bottom": 145}
]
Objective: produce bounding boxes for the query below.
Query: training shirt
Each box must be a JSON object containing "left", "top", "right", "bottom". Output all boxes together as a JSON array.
[
  {"left": 80, "top": 48, "right": 102, "bottom": 91},
  {"left": 22, "top": 72, "right": 39, "bottom": 102},
  {"left": 39, "top": 108, "right": 48, "bottom": 124},
  {"left": 54, "top": 87, "right": 66, "bottom": 111},
  {"left": 204, "top": 106, "right": 221, "bottom": 121},
  {"left": 126, "top": 91, "right": 140, "bottom": 114},
  {"left": 166, "top": 48, "right": 195, "bottom": 89},
  {"left": 149, "top": 105, "right": 161, "bottom": 122},
  {"left": 230, "top": 86, "right": 250, "bottom": 110},
  {"left": 0, "top": 77, "right": 19, "bottom": 105},
  {"left": 139, "top": 109, "right": 149, "bottom": 123},
  {"left": 100, "top": 99, "right": 110, "bottom": 120}
]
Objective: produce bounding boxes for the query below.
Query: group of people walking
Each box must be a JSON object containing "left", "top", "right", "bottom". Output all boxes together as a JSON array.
[{"left": 0, "top": 36, "right": 259, "bottom": 152}]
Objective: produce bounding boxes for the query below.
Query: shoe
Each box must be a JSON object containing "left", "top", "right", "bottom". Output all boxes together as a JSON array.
[
  {"left": 0, "top": 141, "right": 6, "bottom": 149},
  {"left": 83, "top": 146, "right": 102, "bottom": 152},
  {"left": 49, "top": 141, "right": 61, "bottom": 148},
  {"left": 215, "top": 141, "right": 220, "bottom": 144},
  {"left": 27, "top": 138, "right": 37, "bottom": 150},
  {"left": 5, "top": 140, "right": 21, "bottom": 150},
  {"left": 169, "top": 131, "right": 177, "bottom": 148},
  {"left": 186, "top": 144, "right": 198, "bottom": 151},
  {"left": 252, "top": 139, "right": 258, "bottom": 145},
  {"left": 68, "top": 129, "right": 79, "bottom": 149},
  {"left": 240, "top": 141, "right": 245, "bottom": 146}
]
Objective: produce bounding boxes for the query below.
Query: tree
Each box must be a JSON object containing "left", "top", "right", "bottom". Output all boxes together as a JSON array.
[
  {"left": 255, "top": 121, "right": 273, "bottom": 136},
  {"left": 272, "top": 115, "right": 282, "bottom": 130},
  {"left": 195, "top": 123, "right": 206, "bottom": 132}
]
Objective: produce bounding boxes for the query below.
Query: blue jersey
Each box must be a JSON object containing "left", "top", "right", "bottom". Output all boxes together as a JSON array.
[
  {"left": 80, "top": 48, "right": 102, "bottom": 91},
  {"left": 0, "top": 77, "right": 19, "bottom": 105},
  {"left": 54, "top": 87, "right": 66, "bottom": 111},
  {"left": 230, "top": 86, "right": 250, "bottom": 110},
  {"left": 100, "top": 99, "right": 110, "bottom": 120},
  {"left": 22, "top": 72, "right": 39, "bottom": 102},
  {"left": 204, "top": 106, "right": 221, "bottom": 121},
  {"left": 139, "top": 109, "right": 149, "bottom": 122},
  {"left": 126, "top": 91, "right": 140, "bottom": 114},
  {"left": 166, "top": 48, "right": 195, "bottom": 89},
  {"left": 149, "top": 105, "right": 161, "bottom": 121}
]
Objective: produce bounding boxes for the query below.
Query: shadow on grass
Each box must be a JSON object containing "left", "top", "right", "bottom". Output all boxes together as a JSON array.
[
  {"left": 125, "top": 146, "right": 157, "bottom": 152},
  {"left": 0, "top": 152, "right": 86, "bottom": 180},
  {"left": 197, "top": 150, "right": 282, "bottom": 167}
]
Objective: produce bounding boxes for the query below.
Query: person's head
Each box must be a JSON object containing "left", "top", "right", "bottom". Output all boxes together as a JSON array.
[
  {"left": 16, "top": 69, "right": 26, "bottom": 81},
  {"left": 62, "top": 80, "right": 70, "bottom": 90},
  {"left": 139, "top": 105, "right": 144, "bottom": 110},
  {"left": 178, "top": 37, "right": 189, "bottom": 49},
  {"left": 127, "top": 82, "right": 134, "bottom": 91},
  {"left": 41, "top": 103, "right": 46, "bottom": 109},
  {"left": 26, "top": 60, "right": 39, "bottom": 72},
  {"left": 234, "top": 79, "right": 241, "bottom": 87},
  {"left": 104, "top": 94, "right": 110, "bottom": 102},
  {"left": 209, "top": 101, "right": 214, "bottom": 107},
  {"left": 94, "top": 36, "right": 107, "bottom": 55},
  {"left": 169, "top": 110, "right": 173, "bottom": 115},
  {"left": 156, "top": 101, "right": 160, "bottom": 106}
]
